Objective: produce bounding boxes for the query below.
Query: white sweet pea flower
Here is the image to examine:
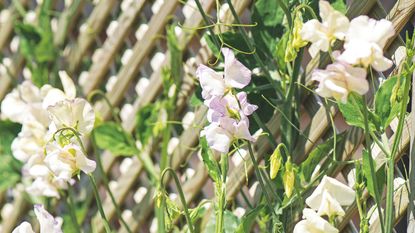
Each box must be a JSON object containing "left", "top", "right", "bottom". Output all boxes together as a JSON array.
[
  {"left": 1, "top": 81, "right": 42, "bottom": 123},
  {"left": 26, "top": 177, "right": 63, "bottom": 198},
  {"left": 312, "top": 62, "right": 368, "bottom": 103},
  {"left": 196, "top": 47, "right": 251, "bottom": 101},
  {"left": 13, "top": 205, "right": 63, "bottom": 233},
  {"left": 12, "top": 222, "right": 35, "bottom": 233},
  {"left": 293, "top": 208, "right": 339, "bottom": 233},
  {"left": 300, "top": 0, "right": 349, "bottom": 57},
  {"left": 47, "top": 98, "right": 95, "bottom": 135},
  {"left": 23, "top": 153, "right": 68, "bottom": 198},
  {"left": 42, "top": 71, "right": 77, "bottom": 108},
  {"left": 44, "top": 141, "right": 96, "bottom": 181},
  {"left": 306, "top": 176, "right": 355, "bottom": 215},
  {"left": 315, "top": 190, "right": 346, "bottom": 217},
  {"left": 11, "top": 114, "right": 49, "bottom": 162},
  {"left": 338, "top": 16, "right": 395, "bottom": 71}
]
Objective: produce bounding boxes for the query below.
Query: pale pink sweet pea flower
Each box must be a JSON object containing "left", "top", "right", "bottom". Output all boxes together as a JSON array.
[
  {"left": 300, "top": 0, "right": 349, "bottom": 57},
  {"left": 12, "top": 205, "right": 63, "bottom": 233},
  {"left": 47, "top": 98, "right": 95, "bottom": 135},
  {"left": 196, "top": 48, "right": 251, "bottom": 101},
  {"left": 338, "top": 16, "right": 395, "bottom": 71},
  {"left": 201, "top": 117, "right": 255, "bottom": 154},
  {"left": 306, "top": 176, "right": 355, "bottom": 214},
  {"left": 312, "top": 62, "right": 368, "bottom": 103},
  {"left": 201, "top": 123, "right": 233, "bottom": 154},
  {"left": 207, "top": 92, "right": 258, "bottom": 123},
  {"left": 293, "top": 208, "right": 338, "bottom": 233}
]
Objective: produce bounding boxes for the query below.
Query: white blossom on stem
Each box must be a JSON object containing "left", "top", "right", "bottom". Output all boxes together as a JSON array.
[{"left": 300, "top": 0, "right": 349, "bottom": 57}]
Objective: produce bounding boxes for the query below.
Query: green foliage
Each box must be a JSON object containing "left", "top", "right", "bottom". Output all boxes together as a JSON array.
[
  {"left": 300, "top": 134, "right": 344, "bottom": 182},
  {"left": 205, "top": 210, "right": 240, "bottom": 233},
  {"left": 374, "top": 76, "right": 406, "bottom": 131},
  {"left": 235, "top": 205, "right": 264, "bottom": 233},
  {"left": 329, "top": 0, "right": 347, "bottom": 14},
  {"left": 251, "top": 0, "right": 285, "bottom": 59},
  {"left": 362, "top": 150, "right": 386, "bottom": 199},
  {"left": 0, "top": 120, "right": 22, "bottom": 192},
  {"left": 200, "top": 137, "right": 221, "bottom": 183},
  {"left": 135, "top": 103, "right": 163, "bottom": 145},
  {"left": 14, "top": 0, "right": 57, "bottom": 87},
  {"left": 338, "top": 92, "right": 378, "bottom": 132},
  {"left": 93, "top": 122, "right": 138, "bottom": 156}
]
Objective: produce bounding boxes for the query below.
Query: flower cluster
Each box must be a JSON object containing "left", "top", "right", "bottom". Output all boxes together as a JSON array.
[
  {"left": 12, "top": 205, "right": 63, "bottom": 233},
  {"left": 1, "top": 71, "right": 96, "bottom": 198},
  {"left": 196, "top": 48, "right": 258, "bottom": 154},
  {"left": 300, "top": 0, "right": 395, "bottom": 103},
  {"left": 294, "top": 176, "right": 355, "bottom": 233}
]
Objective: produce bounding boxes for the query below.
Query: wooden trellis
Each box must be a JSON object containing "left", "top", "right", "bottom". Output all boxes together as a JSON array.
[{"left": 0, "top": 0, "right": 414, "bottom": 232}]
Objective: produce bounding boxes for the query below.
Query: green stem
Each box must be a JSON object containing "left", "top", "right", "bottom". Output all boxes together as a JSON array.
[
  {"left": 361, "top": 96, "right": 385, "bottom": 233},
  {"left": 67, "top": 188, "right": 81, "bottom": 233},
  {"left": 324, "top": 99, "right": 337, "bottom": 161},
  {"left": 247, "top": 142, "right": 278, "bottom": 218},
  {"left": 385, "top": 67, "right": 412, "bottom": 233},
  {"left": 160, "top": 168, "right": 195, "bottom": 233},
  {"left": 370, "top": 131, "right": 391, "bottom": 157},
  {"left": 87, "top": 89, "right": 121, "bottom": 123},
  {"left": 276, "top": 0, "right": 292, "bottom": 28},
  {"left": 92, "top": 137, "right": 132, "bottom": 233},
  {"left": 89, "top": 174, "right": 112, "bottom": 233},
  {"left": 215, "top": 153, "right": 228, "bottom": 233},
  {"left": 194, "top": 0, "right": 221, "bottom": 49}
]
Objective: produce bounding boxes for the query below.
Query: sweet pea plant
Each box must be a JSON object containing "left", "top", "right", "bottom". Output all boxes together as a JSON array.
[{"left": 0, "top": 0, "right": 413, "bottom": 233}]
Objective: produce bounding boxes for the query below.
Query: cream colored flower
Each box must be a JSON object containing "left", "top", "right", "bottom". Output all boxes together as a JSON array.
[
  {"left": 12, "top": 205, "right": 63, "bottom": 233},
  {"left": 1, "top": 81, "right": 42, "bottom": 123},
  {"left": 42, "top": 71, "right": 76, "bottom": 108},
  {"left": 300, "top": 0, "right": 349, "bottom": 57},
  {"left": 44, "top": 141, "right": 96, "bottom": 181},
  {"left": 306, "top": 176, "right": 355, "bottom": 217},
  {"left": 293, "top": 208, "right": 339, "bottom": 233},
  {"left": 315, "top": 190, "right": 346, "bottom": 217},
  {"left": 47, "top": 98, "right": 95, "bottom": 135},
  {"left": 12, "top": 222, "right": 35, "bottom": 233},
  {"left": 338, "top": 16, "right": 395, "bottom": 71},
  {"left": 312, "top": 62, "right": 368, "bottom": 103}
]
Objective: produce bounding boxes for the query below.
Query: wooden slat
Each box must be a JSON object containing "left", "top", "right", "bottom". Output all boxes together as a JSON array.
[
  {"left": 94, "top": 0, "right": 180, "bottom": 120},
  {"left": 66, "top": 0, "right": 117, "bottom": 73},
  {"left": 82, "top": 0, "right": 146, "bottom": 94}
]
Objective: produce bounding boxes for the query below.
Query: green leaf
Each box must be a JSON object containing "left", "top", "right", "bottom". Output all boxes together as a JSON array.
[
  {"left": 235, "top": 205, "right": 264, "bottom": 233},
  {"left": 135, "top": 103, "right": 162, "bottom": 145},
  {"left": 200, "top": 137, "right": 221, "bottom": 183},
  {"left": 93, "top": 122, "right": 137, "bottom": 156},
  {"left": 167, "top": 24, "right": 183, "bottom": 89},
  {"left": 330, "top": 0, "right": 347, "bottom": 14},
  {"left": 205, "top": 210, "right": 240, "bottom": 233},
  {"left": 251, "top": 0, "right": 285, "bottom": 59},
  {"left": 362, "top": 150, "right": 386, "bottom": 199},
  {"left": 338, "top": 92, "right": 378, "bottom": 131},
  {"left": 300, "top": 133, "right": 344, "bottom": 182},
  {"left": 375, "top": 76, "right": 406, "bottom": 131},
  {"left": 0, "top": 120, "right": 22, "bottom": 191}
]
